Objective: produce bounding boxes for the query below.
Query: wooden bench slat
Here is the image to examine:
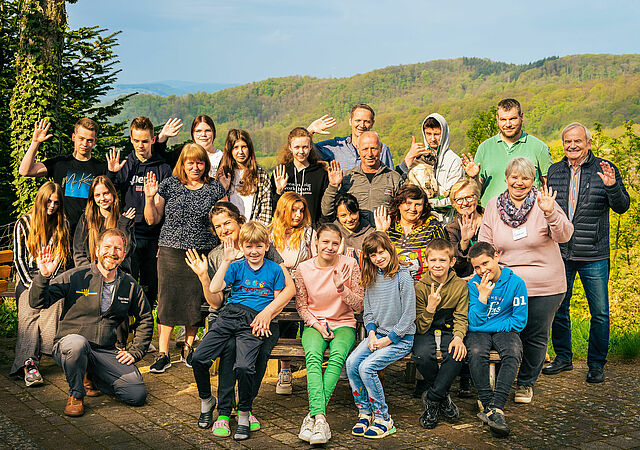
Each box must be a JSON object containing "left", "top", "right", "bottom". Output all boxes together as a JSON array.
[
  {"left": 0, "top": 250, "right": 12, "bottom": 264},
  {"left": 0, "top": 280, "right": 8, "bottom": 293},
  {"left": 0, "top": 265, "right": 11, "bottom": 278}
]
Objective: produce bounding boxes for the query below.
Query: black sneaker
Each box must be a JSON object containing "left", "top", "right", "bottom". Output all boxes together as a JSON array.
[
  {"left": 487, "top": 408, "right": 510, "bottom": 437},
  {"left": 149, "top": 353, "right": 171, "bottom": 373},
  {"left": 458, "top": 376, "right": 473, "bottom": 398},
  {"left": 477, "top": 407, "right": 490, "bottom": 425},
  {"left": 439, "top": 394, "right": 459, "bottom": 422},
  {"left": 419, "top": 392, "right": 440, "bottom": 429}
]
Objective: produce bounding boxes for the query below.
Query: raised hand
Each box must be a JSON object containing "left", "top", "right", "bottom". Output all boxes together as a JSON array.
[
  {"left": 403, "top": 136, "right": 428, "bottom": 168},
  {"left": 328, "top": 160, "right": 343, "bottom": 187},
  {"left": 159, "top": 117, "right": 183, "bottom": 141},
  {"left": 332, "top": 263, "right": 350, "bottom": 290},
  {"left": 598, "top": 161, "right": 616, "bottom": 186},
  {"left": 185, "top": 248, "right": 209, "bottom": 278},
  {"left": 537, "top": 184, "right": 557, "bottom": 215},
  {"left": 107, "top": 148, "right": 126, "bottom": 172},
  {"left": 307, "top": 114, "right": 337, "bottom": 135},
  {"left": 222, "top": 236, "right": 236, "bottom": 262},
  {"left": 36, "top": 245, "right": 59, "bottom": 277},
  {"left": 123, "top": 207, "right": 136, "bottom": 220},
  {"left": 143, "top": 172, "right": 158, "bottom": 198},
  {"left": 426, "top": 282, "right": 443, "bottom": 313},
  {"left": 461, "top": 153, "right": 480, "bottom": 178},
  {"left": 32, "top": 119, "right": 53, "bottom": 144},
  {"left": 374, "top": 206, "right": 391, "bottom": 232},
  {"left": 273, "top": 165, "right": 289, "bottom": 194},
  {"left": 473, "top": 272, "right": 496, "bottom": 304},
  {"left": 460, "top": 213, "right": 476, "bottom": 244},
  {"left": 217, "top": 171, "right": 231, "bottom": 191}
]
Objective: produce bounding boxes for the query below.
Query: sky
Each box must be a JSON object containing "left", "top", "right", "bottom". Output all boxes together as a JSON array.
[{"left": 68, "top": 0, "right": 640, "bottom": 85}]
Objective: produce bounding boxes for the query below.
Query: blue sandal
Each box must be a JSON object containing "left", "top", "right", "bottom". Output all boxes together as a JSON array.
[{"left": 351, "top": 413, "right": 372, "bottom": 436}]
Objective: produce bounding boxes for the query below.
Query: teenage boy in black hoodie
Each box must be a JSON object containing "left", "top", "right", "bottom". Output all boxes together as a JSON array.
[{"left": 107, "top": 117, "right": 172, "bottom": 312}]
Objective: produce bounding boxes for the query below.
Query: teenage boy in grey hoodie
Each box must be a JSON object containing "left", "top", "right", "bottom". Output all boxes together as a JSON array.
[{"left": 398, "top": 113, "right": 464, "bottom": 221}]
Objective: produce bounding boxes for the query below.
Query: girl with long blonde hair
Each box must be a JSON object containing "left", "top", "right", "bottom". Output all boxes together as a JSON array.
[{"left": 11, "top": 181, "right": 70, "bottom": 385}]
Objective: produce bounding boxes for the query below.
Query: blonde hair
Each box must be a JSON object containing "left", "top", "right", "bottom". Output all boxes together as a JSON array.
[
  {"left": 449, "top": 178, "right": 481, "bottom": 204},
  {"left": 360, "top": 232, "right": 401, "bottom": 290},
  {"left": 239, "top": 221, "right": 270, "bottom": 245},
  {"left": 27, "top": 182, "right": 69, "bottom": 267},
  {"left": 173, "top": 143, "right": 211, "bottom": 184},
  {"left": 269, "top": 192, "right": 310, "bottom": 252}
]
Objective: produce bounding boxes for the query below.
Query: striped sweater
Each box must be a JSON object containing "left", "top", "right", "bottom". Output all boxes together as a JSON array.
[{"left": 13, "top": 215, "right": 64, "bottom": 289}]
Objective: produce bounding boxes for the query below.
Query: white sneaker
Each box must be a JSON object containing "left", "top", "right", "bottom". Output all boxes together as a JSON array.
[
  {"left": 309, "top": 418, "right": 331, "bottom": 445},
  {"left": 514, "top": 385, "right": 533, "bottom": 404},
  {"left": 276, "top": 369, "right": 293, "bottom": 395},
  {"left": 298, "top": 414, "right": 314, "bottom": 442}
]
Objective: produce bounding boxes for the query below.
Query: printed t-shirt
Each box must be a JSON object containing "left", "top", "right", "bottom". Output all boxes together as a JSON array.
[{"left": 224, "top": 258, "right": 285, "bottom": 312}]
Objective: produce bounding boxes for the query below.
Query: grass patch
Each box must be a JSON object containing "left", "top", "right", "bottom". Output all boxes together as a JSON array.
[{"left": 0, "top": 298, "right": 17, "bottom": 337}]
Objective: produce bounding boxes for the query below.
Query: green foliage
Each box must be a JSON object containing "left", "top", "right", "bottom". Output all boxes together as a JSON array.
[
  {"left": 0, "top": 300, "right": 18, "bottom": 337},
  {"left": 466, "top": 106, "right": 498, "bottom": 154},
  {"left": 3, "top": 0, "right": 130, "bottom": 221}
]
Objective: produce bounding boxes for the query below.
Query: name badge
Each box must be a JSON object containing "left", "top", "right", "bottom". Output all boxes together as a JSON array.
[{"left": 513, "top": 226, "right": 527, "bottom": 241}]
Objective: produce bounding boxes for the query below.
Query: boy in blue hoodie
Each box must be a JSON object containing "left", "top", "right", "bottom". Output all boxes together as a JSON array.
[{"left": 466, "top": 242, "right": 527, "bottom": 438}]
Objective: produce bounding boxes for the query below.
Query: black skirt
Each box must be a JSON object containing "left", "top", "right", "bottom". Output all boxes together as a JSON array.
[{"left": 157, "top": 246, "right": 208, "bottom": 326}]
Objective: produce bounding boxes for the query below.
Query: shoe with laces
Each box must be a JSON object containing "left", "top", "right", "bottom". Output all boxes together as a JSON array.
[
  {"left": 363, "top": 417, "right": 396, "bottom": 439},
  {"left": 486, "top": 408, "right": 510, "bottom": 437},
  {"left": 298, "top": 413, "right": 314, "bottom": 442},
  {"left": 514, "top": 385, "right": 533, "bottom": 404},
  {"left": 24, "top": 358, "right": 43, "bottom": 387},
  {"left": 150, "top": 353, "right": 172, "bottom": 373},
  {"left": 64, "top": 395, "right": 84, "bottom": 417},
  {"left": 439, "top": 394, "right": 459, "bottom": 422},
  {"left": 309, "top": 418, "right": 331, "bottom": 445},
  {"left": 276, "top": 369, "right": 293, "bottom": 395},
  {"left": 420, "top": 392, "right": 440, "bottom": 429},
  {"left": 181, "top": 344, "right": 194, "bottom": 368}
]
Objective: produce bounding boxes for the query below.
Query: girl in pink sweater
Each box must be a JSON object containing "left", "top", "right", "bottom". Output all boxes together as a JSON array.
[{"left": 294, "top": 223, "right": 364, "bottom": 445}]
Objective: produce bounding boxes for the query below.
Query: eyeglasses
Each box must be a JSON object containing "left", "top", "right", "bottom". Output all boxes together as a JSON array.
[{"left": 454, "top": 195, "right": 477, "bottom": 205}]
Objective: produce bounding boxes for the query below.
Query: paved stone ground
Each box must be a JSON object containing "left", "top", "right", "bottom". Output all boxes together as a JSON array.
[{"left": 1, "top": 336, "right": 639, "bottom": 449}]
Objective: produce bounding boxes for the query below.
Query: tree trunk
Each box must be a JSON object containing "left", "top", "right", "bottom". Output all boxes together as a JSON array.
[{"left": 9, "top": 0, "right": 67, "bottom": 216}]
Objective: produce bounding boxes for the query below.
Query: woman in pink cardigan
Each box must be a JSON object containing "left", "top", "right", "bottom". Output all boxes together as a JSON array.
[
  {"left": 478, "top": 157, "right": 573, "bottom": 405},
  {"left": 294, "top": 223, "right": 364, "bottom": 445}
]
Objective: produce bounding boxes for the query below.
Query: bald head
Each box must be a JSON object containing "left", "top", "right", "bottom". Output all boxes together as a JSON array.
[{"left": 357, "top": 131, "right": 382, "bottom": 173}]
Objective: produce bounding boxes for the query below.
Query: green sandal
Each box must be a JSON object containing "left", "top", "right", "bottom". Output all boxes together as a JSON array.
[{"left": 212, "top": 416, "right": 231, "bottom": 437}]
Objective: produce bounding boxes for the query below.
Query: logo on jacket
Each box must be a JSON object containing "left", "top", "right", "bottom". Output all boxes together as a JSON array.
[{"left": 75, "top": 289, "right": 98, "bottom": 296}]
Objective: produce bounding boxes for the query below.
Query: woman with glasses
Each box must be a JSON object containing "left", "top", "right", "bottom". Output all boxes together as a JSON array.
[{"left": 445, "top": 179, "right": 484, "bottom": 279}]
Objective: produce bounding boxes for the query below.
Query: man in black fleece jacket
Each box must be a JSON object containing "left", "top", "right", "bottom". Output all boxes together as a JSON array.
[{"left": 30, "top": 228, "right": 153, "bottom": 417}]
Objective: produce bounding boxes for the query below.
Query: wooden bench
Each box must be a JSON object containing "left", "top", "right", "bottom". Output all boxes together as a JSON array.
[{"left": 0, "top": 250, "right": 15, "bottom": 303}]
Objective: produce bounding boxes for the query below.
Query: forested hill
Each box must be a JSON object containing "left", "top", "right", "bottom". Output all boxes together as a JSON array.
[{"left": 114, "top": 54, "right": 640, "bottom": 165}]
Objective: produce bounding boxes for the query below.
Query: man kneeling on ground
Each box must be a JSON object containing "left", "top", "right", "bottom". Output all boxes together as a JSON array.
[{"left": 30, "top": 228, "right": 153, "bottom": 417}]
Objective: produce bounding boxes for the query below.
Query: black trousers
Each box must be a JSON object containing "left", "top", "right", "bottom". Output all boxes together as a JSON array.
[
  {"left": 217, "top": 321, "right": 279, "bottom": 416},
  {"left": 412, "top": 329, "right": 463, "bottom": 402},
  {"left": 130, "top": 238, "right": 159, "bottom": 309},
  {"left": 466, "top": 331, "right": 522, "bottom": 410},
  {"left": 191, "top": 303, "right": 264, "bottom": 411}
]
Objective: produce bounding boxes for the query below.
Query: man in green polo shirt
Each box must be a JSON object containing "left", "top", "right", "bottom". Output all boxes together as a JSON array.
[{"left": 462, "top": 99, "right": 553, "bottom": 205}]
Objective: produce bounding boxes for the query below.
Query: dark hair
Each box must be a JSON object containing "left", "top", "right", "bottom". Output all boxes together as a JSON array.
[
  {"left": 316, "top": 223, "right": 342, "bottom": 241},
  {"left": 468, "top": 241, "right": 497, "bottom": 260},
  {"left": 130, "top": 116, "right": 154, "bottom": 135},
  {"left": 217, "top": 129, "right": 259, "bottom": 196},
  {"left": 360, "top": 232, "right": 401, "bottom": 289},
  {"left": 423, "top": 117, "right": 441, "bottom": 130},
  {"left": 209, "top": 201, "right": 246, "bottom": 236},
  {"left": 335, "top": 193, "right": 360, "bottom": 214},
  {"left": 191, "top": 115, "right": 216, "bottom": 141},
  {"left": 497, "top": 98, "right": 521, "bottom": 115},
  {"left": 276, "top": 127, "right": 320, "bottom": 166},
  {"left": 97, "top": 228, "right": 127, "bottom": 250},
  {"left": 388, "top": 184, "right": 431, "bottom": 225},
  {"left": 426, "top": 238, "right": 455, "bottom": 259},
  {"left": 350, "top": 103, "right": 375, "bottom": 120}
]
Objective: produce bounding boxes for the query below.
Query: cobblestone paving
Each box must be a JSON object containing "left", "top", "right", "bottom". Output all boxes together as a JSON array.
[{"left": 1, "top": 337, "right": 639, "bottom": 449}]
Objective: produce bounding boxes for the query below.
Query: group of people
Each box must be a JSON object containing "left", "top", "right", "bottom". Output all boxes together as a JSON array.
[{"left": 10, "top": 98, "right": 629, "bottom": 442}]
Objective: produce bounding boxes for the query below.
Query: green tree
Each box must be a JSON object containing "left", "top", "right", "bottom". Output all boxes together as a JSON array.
[{"left": 466, "top": 106, "right": 498, "bottom": 154}]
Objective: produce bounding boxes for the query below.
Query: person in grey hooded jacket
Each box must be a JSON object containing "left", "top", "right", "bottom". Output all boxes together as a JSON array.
[{"left": 397, "top": 113, "right": 464, "bottom": 222}]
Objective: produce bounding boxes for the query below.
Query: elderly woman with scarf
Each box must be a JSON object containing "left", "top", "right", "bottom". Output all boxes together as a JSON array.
[{"left": 478, "top": 157, "right": 573, "bottom": 405}]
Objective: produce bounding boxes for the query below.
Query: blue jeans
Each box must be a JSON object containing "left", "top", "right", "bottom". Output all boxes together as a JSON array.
[
  {"left": 551, "top": 259, "right": 610, "bottom": 368},
  {"left": 346, "top": 334, "right": 413, "bottom": 420}
]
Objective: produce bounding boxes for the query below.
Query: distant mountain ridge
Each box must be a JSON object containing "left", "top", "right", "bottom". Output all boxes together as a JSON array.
[
  {"left": 104, "top": 80, "right": 236, "bottom": 100},
  {"left": 112, "top": 54, "right": 640, "bottom": 165}
]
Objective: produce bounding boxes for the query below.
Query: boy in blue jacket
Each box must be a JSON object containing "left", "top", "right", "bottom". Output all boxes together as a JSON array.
[{"left": 466, "top": 242, "right": 527, "bottom": 438}]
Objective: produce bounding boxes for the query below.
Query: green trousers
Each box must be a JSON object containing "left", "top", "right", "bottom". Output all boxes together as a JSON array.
[{"left": 301, "top": 326, "right": 356, "bottom": 417}]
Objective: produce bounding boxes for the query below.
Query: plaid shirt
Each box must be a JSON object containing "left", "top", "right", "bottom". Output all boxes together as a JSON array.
[
  {"left": 250, "top": 166, "right": 273, "bottom": 226},
  {"left": 387, "top": 216, "right": 446, "bottom": 281}
]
